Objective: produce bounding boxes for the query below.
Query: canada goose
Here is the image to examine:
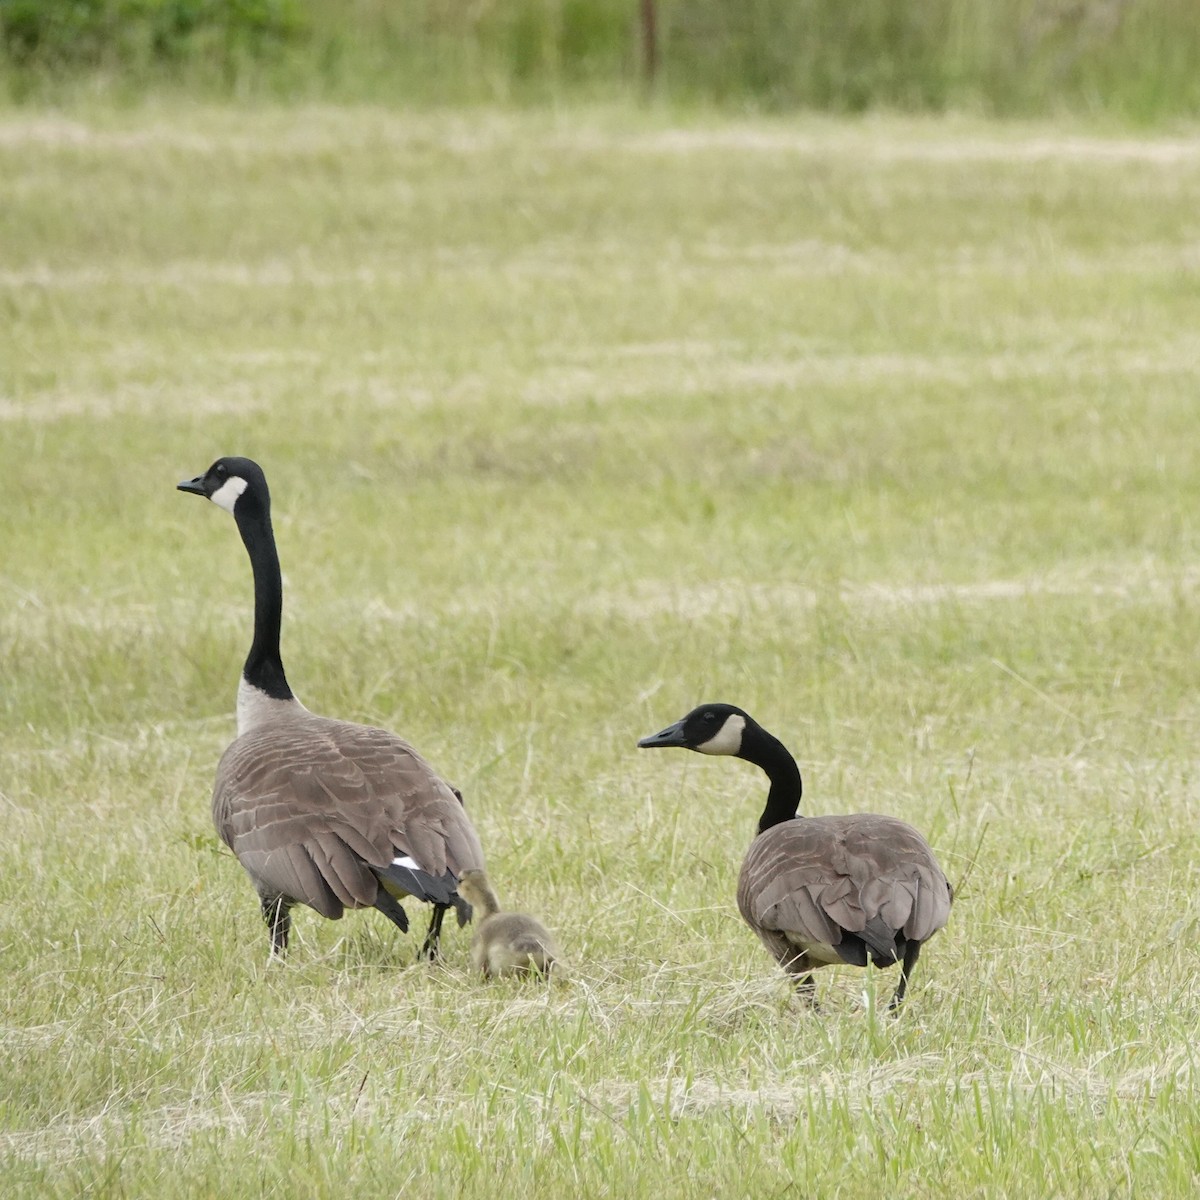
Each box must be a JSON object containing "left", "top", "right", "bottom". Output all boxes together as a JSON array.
[
  {"left": 638, "top": 704, "right": 950, "bottom": 1010},
  {"left": 177, "top": 455, "right": 484, "bottom": 959},
  {"left": 456, "top": 869, "right": 559, "bottom": 978}
]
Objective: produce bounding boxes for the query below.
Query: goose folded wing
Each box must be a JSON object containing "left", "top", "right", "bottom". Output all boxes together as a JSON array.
[
  {"left": 383, "top": 789, "right": 486, "bottom": 924},
  {"left": 235, "top": 842, "right": 346, "bottom": 919},
  {"left": 740, "top": 822, "right": 939, "bottom": 948},
  {"left": 838, "top": 818, "right": 952, "bottom": 938},
  {"left": 319, "top": 722, "right": 485, "bottom": 922},
  {"left": 826, "top": 817, "right": 950, "bottom": 938},
  {"left": 903, "top": 864, "right": 952, "bottom": 941},
  {"left": 214, "top": 719, "right": 485, "bottom": 920},
  {"left": 761, "top": 875, "right": 845, "bottom": 948},
  {"left": 215, "top": 731, "right": 426, "bottom": 908},
  {"left": 215, "top": 764, "right": 387, "bottom": 916},
  {"left": 739, "top": 839, "right": 845, "bottom": 948}
]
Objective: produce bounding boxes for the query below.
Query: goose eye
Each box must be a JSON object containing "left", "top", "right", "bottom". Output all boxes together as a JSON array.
[{"left": 704, "top": 711, "right": 716, "bottom": 722}]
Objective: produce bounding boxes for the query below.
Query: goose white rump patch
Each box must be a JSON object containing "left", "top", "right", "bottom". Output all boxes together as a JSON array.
[
  {"left": 210, "top": 475, "right": 248, "bottom": 513},
  {"left": 697, "top": 713, "right": 746, "bottom": 755},
  {"left": 391, "top": 855, "right": 421, "bottom": 871}
]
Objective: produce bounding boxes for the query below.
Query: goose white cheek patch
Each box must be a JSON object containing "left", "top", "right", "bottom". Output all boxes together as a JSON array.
[
  {"left": 210, "top": 475, "right": 248, "bottom": 513},
  {"left": 696, "top": 713, "right": 746, "bottom": 755}
]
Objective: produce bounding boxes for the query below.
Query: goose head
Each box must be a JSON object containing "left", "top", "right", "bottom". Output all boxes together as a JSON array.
[
  {"left": 637, "top": 703, "right": 751, "bottom": 757},
  {"left": 178, "top": 456, "right": 270, "bottom": 518}
]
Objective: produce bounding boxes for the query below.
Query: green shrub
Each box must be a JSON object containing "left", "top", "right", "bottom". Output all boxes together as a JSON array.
[{"left": 0, "top": 0, "right": 305, "bottom": 68}]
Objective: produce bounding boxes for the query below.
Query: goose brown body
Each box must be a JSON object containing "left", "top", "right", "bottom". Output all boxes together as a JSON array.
[
  {"left": 215, "top": 712, "right": 483, "bottom": 922},
  {"left": 639, "top": 703, "right": 950, "bottom": 1009},
  {"left": 737, "top": 814, "right": 949, "bottom": 974}
]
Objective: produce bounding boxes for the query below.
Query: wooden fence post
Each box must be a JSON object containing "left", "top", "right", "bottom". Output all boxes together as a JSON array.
[{"left": 640, "top": 0, "right": 659, "bottom": 88}]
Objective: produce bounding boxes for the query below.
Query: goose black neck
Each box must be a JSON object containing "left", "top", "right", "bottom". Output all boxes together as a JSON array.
[
  {"left": 235, "top": 506, "right": 293, "bottom": 702},
  {"left": 740, "top": 724, "right": 803, "bottom": 833}
]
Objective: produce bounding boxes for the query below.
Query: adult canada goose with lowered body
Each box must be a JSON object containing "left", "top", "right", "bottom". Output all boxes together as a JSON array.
[
  {"left": 638, "top": 704, "right": 950, "bottom": 1010},
  {"left": 178, "top": 456, "right": 484, "bottom": 958}
]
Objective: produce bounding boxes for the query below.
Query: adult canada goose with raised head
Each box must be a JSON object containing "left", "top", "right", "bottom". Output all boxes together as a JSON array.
[
  {"left": 178, "top": 455, "right": 484, "bottom": 959},
  {"left": 638, "top": 703, "right": 950, "bottom": 1010},
  {"left": 456, "top": 869, "right": 559, "bottom": 978}
]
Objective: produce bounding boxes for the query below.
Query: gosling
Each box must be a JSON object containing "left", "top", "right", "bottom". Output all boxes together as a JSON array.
[{"left": 457, "top": 870, "right": 559, "bottom": 979}]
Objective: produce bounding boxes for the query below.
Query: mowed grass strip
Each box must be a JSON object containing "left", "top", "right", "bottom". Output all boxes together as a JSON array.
[{"left": 2, "top": 106, "right": 1200, "bottom": 1197}]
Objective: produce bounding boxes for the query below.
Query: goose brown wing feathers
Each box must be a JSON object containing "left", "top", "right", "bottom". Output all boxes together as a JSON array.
[
  {"left": 212, "top": 714, "right": 484, "bottom": 917},
  {"left": 737, "top": 815, "right": 950, "bottom": 959}
]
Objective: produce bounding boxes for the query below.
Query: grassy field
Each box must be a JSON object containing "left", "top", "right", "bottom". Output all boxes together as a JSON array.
[{"left": 2, "top": 103, "right": 1200, "bottom": 1196}]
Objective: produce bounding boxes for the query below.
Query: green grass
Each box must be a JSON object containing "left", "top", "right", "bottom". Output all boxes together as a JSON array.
[{"left": 3, "top": 103, "right": 1200, "bottom": 1196}]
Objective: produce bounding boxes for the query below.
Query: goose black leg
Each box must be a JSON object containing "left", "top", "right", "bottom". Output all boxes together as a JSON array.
[
  {"left": 794, "top": 973, "right": 819, "bottom": 1009},
  {"left": 373, "top": 889, "right": 410, "bottom": 935},
  {"left": 888, "top": 939, "right": 923, "bottom": 1012},
  {"left": 262, "top": 895, "right": 292, "bottom": 956},
  {"left": 420, "top": 903, "right": 448, "bottom": 960},
  {"left": 779, "top": 948, "right": 821, "bottom": 1011}
]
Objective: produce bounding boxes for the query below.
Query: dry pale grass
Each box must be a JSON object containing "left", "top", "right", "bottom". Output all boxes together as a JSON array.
[{"left": 3, "top": 104, "right": 1200, "bottom": 1198}]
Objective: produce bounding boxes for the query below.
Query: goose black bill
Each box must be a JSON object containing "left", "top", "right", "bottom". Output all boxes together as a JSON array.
[{"left": 637, "top": 720, "right": 688, "bottom": 749}]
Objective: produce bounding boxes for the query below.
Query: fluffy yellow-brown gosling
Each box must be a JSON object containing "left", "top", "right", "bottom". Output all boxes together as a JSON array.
[{"left": 456, "top": 870, "right": 559, "bottom": 978}]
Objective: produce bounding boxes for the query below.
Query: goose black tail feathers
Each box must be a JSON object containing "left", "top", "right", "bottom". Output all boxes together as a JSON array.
[{"left": 859, "top": 915, "right": 903, "bottom": 966}]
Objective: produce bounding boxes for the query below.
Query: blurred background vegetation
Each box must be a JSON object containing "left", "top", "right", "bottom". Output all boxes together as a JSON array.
[{"left": 1, "top": 0, "right": 1198, "bottom": 120}]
